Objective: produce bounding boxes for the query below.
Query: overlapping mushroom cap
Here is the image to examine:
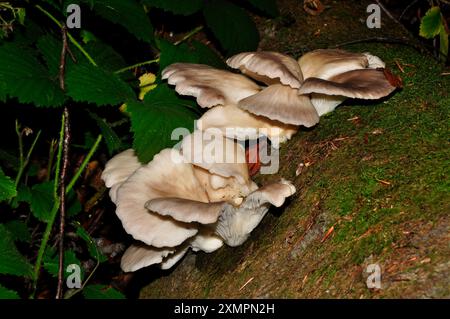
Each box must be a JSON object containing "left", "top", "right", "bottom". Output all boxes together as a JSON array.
[
  {"left": 297, "top": 49, "right": 402, "bottom": 115},
  {"left": 102, "top": 131, "right": 295, "bottom": 272}
]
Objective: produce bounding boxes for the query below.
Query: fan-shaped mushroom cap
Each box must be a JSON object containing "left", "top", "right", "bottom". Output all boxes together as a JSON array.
[
  {"left": 160, "top": 246, "right": 190, "bottom": 270},
  {"left": 298, "top": 68, "right": 398, "bottom": 100},
  {"left": 115, "top": 149, "right": 209, "bottom": 248},
  {"left": 162, "top": 63, "right": 260, "bottom": 108},
  {"left": 120, "top": 243, "right": 175, "bottom": 272},
  {"left": 216, "top": 179, "right": 296, "bottom": 247},
  {"left": 197, "top": 104, "right": 297, "bottom": 143},
  {"left": 190, "top": 229, "right": 224, "bottom": 253},
  {"left": 101, "top": 149, "right": 141, "bottom": 203},
  {"left": 298, "top": 49, "right": 372, "bottom": 80},
  {"left": 227, "top": 51, "right": 304, "bottom": 88},
  {"left": 298, "top": 49, "right": 400, "bottom": 115},
  {"left": 238, "top": 84, "right": 320, "bottom": 127}
]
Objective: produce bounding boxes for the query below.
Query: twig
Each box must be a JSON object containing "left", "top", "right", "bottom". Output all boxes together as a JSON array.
[
  {"left": 56, "top": 24, "right": 71, "bottom": 300},
  {"left": 174, "top": 25, "right": 204, "bottom": 45},
  {"left": 332, "top": 37, "right": 430, "bottom": 55},
  {"left": 399, "top": 0, "right": 420, "bottom": 21},
  {"left": 35, "top": 5, "right": 96, "bottom": 66}
]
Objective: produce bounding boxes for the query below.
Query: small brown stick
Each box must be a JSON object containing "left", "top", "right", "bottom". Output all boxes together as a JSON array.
[{"left": 56, "top": 24, "right": 71, "bottom": 300}]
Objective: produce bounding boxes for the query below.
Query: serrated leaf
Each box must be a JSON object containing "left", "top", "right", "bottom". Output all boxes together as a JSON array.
[
  {"left": 0, "top": 43, "right": 65, "bottom": 107},
  {"left": 0, "top": 167, "right": 16, "bottom": 202},
  {"left": 29, "top": 182, "right": 54, "bottom": 222},
  {"left": 158, "top": 38, "right": 226, "bottom": 72},
  {"left": 3, "top": 220, "right": 31, "bottom": 243},
  {"left": 82, "top": 284, "right": 125, "bottom": 299},
  {"left": 420, "top": 6, "right": 443, "bottom": 39},
  {"left": 66, "top": 63, "right": 135, "bottom": 106},
  {"left": 0, "top": 284, "right": 20, "bottom": 299},
  {"left": 0, "top": 225, "right": 33, "bottom": 277},
  {"left": 142, "top": 0, "right": 203, "bottom": 15},
  {"left": 203, "top": 0, "right": 259, "bottom": 55},
  {"left": 128, "top": 84, "right": 198, "bottom": 163},
  {"left": 84, "top": 41, "right": 127, "bottom": 72},
  {"left": 75, "top": 225, "right": 107, "bottom": 262},
  {"left": 246, "top": 0, "right": 279, "bottom": 17},
  {"left": 43, "top": 247, "right": 84, "bottom": 280},
  {"left": 87, "top": 110, "right": 122, "bottom": 155},
  {"left": 89, "top": 0, "right": 154, "bottom": 44}
]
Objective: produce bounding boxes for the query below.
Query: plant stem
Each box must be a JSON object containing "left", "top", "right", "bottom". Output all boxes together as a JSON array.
[
  {"left": 174, "top": 25, "right": 203, "bottom": 45},
  {"left": 34, "top": 5, "right": 97, "bottom": 66},
  {"left": 46, "top": 139, "right": 57, "bottom": 182},
  {"left": 114, "top": 58, "right": 160, "bottom": 74},
  {"left": 66, "top": 134, "right": 102, "bottom": 193}
]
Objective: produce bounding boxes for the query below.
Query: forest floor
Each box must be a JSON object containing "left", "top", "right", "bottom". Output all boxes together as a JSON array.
[{"left": 139, "top": 0, "right": 449, "bottom": 298}]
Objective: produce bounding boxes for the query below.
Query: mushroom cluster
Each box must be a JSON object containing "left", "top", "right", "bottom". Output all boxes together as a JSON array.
[{"left": 102, "top": 49, "right": 400, "bottom": 272}]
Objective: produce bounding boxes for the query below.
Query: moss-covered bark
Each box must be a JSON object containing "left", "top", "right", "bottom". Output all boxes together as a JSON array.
[{"left": 140, "top": 0, "right": 449, "bottom": 298}]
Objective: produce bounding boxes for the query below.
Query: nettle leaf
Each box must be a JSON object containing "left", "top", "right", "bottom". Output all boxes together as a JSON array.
[
  {"left": 0, "top": 284, "right": 20, "bottom": 299},
  {"left": 3, "top": 220, "right": 31, "bottom": 243},
  {"left": 0, "top": 225, "right": 33, "bottom": 277},
  {"left": 83, "top": 284, "right": 125, "bottom": 299},
  {"left": 66, "top": 63, "right": 135, "bottom": 106},
  {"left": 0, "top": 167, "right": 16, "bottom": 202},
  {"left": 420, "top": 6, "right": 443, "bottom": 39},
  {"left": 29, "top": 182, "right": 54, "bottom": 222},
  {"left": 247, "top": 0, "right": 279, "bottom": 17},
  {"left": 203, "top": 0, "right": 259, "bottom": 55},
  {"left": 87, "top": 110, "right": 123, "bottom": 155},
  {"left": 128, "top": 84, "right": 197, "bottom": 163},
  {"left": 43, "top": 247, "right": 84, "bottom": 280},
  {"left": 84, "top": 41, "right": 127, "bottom": 72},
  {"left": 142, "top": 0, "right": 203, "bottom": 16},
  {"left": 75, "top": 224, "right": 107, "bottom": 262},
  {"left": 89, "top": 0, "right": 154, "bottom": 44},
  {"left": 37, "top": 34, "right": 62, "bottom": 76},
  {"left": 158, "top": 38, "right": 226, "bottom": 72},
  {"left": 0, "top": 43, "right": 65, "bottom": 107}
]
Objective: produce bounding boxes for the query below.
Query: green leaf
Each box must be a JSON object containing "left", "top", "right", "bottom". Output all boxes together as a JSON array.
[
  {"left": 142, "top": 0, "right": 203, "bottom": 15},
  {"left": 84, "top": 41, "right": 127, "bottom": 73},
  {"left": 87, "top": 110, "right": 123, "bottom": 155},
  {"left": 66, "top": 63, "right": 135, "bottom": 106},
  {"left": 90, "top": 0, "right": 154, "bottom": 44},
  {"left": 128, "top": 84, "right": 198, "bottom": 163},
  {"left": 75, "top": 224, "right": 107, "bottom": 262},
  {"left": 43, "top": 247, "right": 84, "bottom": 280},
  {"left": 246, "top": 0, "right": 279, "bottom": 17},
  {"left": 439, "top": 25, "right": 449, "bottom": 62},
  {"left": 67, "top": 189, "right": 82, "bottom": 217},
  {"left": 82, "top": 284, "right": 125, "bottom": 299},
  {"left": 0, "top": 284, "right": 20, "bottom": 299},
  {"left": 0, "top": 43, "right": 65, "bottom": 107},
  {"left": 0, "top": 167, "right": 16, "bottom": 202},
  {"left": 0, "top": 224, "right": 33, "bottom": 277},
  {"left": 158, "top": 38, "right": 226, "bottom": 72},
  {"left": 3, "top": 220, "right": 31, "bottom": 242},
  {"left": 191, "top": 41, "right": 227, "bottom": 69},
  {"left": 29, "top": 182, "right": 54, "bottom": 222},
  {"left": 203, "top": 0, "right": 259, "bottom": 55},
  {"left": 420, "top": 6, "right": 443, "bottom": 39}
]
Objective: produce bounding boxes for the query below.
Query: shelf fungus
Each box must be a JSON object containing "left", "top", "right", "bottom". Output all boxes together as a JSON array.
[
  {"left": 297, "top": 49, "right": 402, "bottom": 116},
  {"left": 101, "top": 132, "right": 295, "bottom": 272},
  {"left": 163, "top": 49, "right": 401, "bottom": 146},
  {"left": 162, "top": 63, "right": 297, "bottom": 144}
]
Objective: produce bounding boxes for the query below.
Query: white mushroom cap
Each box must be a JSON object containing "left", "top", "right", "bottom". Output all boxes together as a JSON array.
[
  {"left": 115, "top": 148, "right": 208, "bottom": 248},
  {"left": 215, "top": 179, "right": 296, "bottom": 247},
  {"left": 227, "top": 51, "right": 304, "bottom": 88},
  {"left": 101, "top": 149, "right": 141, "bottom": 203},
  {"left": 160, "top": 245, "right": 190, "bottom": 270},
  {"left": 298, "top": 49, "right": 371, "bottom": 80},
  {"left": 197, "top": 104, "right": 297, "bottom": 143},
  {"left": 162, "top": 63, "right": 260, "bottom": 108},
  {"left": 298, "top": 68, "right": 398, "bottom": 100},
  {"left": 120, "top": 243, "right": 175, "bottom": 272},
  {"left": 180, "top": 130, "right": 249, "bottom": 185},
  {"left": 238, "top": 84, "right": 319, "bottom": 127},
  {"left": 297, "top": 49, "right": 400, "bottom": 115}
]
